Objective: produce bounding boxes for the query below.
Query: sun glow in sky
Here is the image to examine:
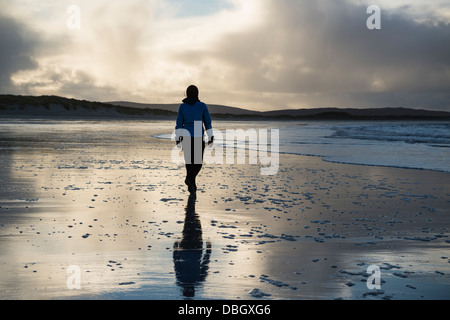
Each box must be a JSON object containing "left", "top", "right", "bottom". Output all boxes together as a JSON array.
[{"left": 1, "top": 0, "right": 450, "bottom": 111}]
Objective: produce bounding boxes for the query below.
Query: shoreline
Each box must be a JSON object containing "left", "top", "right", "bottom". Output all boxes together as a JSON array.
[
  {"left": 153, "top": 134, "right": 450, "bottom": 176},
  {"left": 1, "top": 116, "right": 449, "bottom": 174}
]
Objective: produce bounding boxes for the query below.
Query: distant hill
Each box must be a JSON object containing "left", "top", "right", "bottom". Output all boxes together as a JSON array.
[
  {"left": 110, "top": 100, "right": 450, "bottom": 120},
  {"left": 108, "top": 101, "right": 261, "bottom": 116},
  {"left": 1, "top": 95, "right": 449, "bottom": 120},
  {"left": 262, "top": 107, "right": 450, "bottom": 119},
  {"left": 0, "top": 95, "right": 177, "bottom": 119}
]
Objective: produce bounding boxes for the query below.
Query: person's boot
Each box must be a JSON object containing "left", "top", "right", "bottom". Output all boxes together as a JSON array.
[{"left": 185, "top": 178, "right": 196, "bottom": 194}]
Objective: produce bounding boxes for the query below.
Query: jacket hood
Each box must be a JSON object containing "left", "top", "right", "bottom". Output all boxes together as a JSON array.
[{"left": 182, "top": 97, "right": 200, "bottom": 106}]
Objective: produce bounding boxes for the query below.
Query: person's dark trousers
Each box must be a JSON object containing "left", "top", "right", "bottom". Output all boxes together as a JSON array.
[{"left": 182, "top": 137, "right": 206, "bottom": 193}]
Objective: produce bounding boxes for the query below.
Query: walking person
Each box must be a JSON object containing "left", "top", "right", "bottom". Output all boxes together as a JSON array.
[{"left": 175, "top": 85, "right": 214, "bottom": 194}]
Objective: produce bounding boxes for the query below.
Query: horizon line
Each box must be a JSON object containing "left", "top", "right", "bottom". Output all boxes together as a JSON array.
[{"left": 1, "top": 93, "right": 449, "bottom": 115}]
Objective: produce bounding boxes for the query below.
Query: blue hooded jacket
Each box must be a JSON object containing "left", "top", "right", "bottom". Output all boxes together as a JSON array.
[{"left": 175, "top": 98, "right": 213, "bottom": 139}]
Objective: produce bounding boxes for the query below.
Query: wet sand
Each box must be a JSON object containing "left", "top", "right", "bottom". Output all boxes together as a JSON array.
[{"left": 0, "top": 120, "right": 449, "bottom": 300}]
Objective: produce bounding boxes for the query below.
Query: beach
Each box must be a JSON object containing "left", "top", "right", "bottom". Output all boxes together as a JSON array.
[{"left": 0, "top": 119, "right": 449, "bottom": 300}]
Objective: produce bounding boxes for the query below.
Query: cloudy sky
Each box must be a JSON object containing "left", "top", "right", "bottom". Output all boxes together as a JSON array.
[{"left": 1, "top": 0, "right": 450, "bottom": 111}]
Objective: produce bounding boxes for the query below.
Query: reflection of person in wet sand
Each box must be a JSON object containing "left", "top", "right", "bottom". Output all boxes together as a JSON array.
[{"left": 173, "top": 195, "right": 212, "bottom": 298}]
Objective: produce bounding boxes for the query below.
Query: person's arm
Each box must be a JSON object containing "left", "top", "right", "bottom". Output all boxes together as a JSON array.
[
  {"left": 175, "top": 105, "right": 184, "bottom": 144},
  {"left": 203, "top": 104, "right": 214, "bottom": 144}
]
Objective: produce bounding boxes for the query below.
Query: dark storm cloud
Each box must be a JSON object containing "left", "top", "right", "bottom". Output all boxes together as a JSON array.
[
  {"left": 177, "top": 0, "right": 450, "bottom": 109},
  {"left": 0, "top": 14, "right": 40, "bottom": 92},
  {"left": 219, "top": 0, "right": 450, "bottom": 92}
]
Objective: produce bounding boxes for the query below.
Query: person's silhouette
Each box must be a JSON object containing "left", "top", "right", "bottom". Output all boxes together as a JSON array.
[
  {"left": 173, "top": 195, "right": 212, "bottom": 298},
  {"left": 175, "top": 85, "right": 214, "bottom": 194}
]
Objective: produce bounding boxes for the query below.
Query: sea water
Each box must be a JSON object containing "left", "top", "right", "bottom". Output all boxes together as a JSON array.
[
  {"left": 275, "top": 121, "right": 450, "bottom": 173},
  {"left": 157, "top": 120, "right": 450, "bottom": 173}
]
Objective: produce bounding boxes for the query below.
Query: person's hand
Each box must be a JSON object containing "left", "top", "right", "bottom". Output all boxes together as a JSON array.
[{"left": 176, "top": 136, "right": 183, "bottom": 148}]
